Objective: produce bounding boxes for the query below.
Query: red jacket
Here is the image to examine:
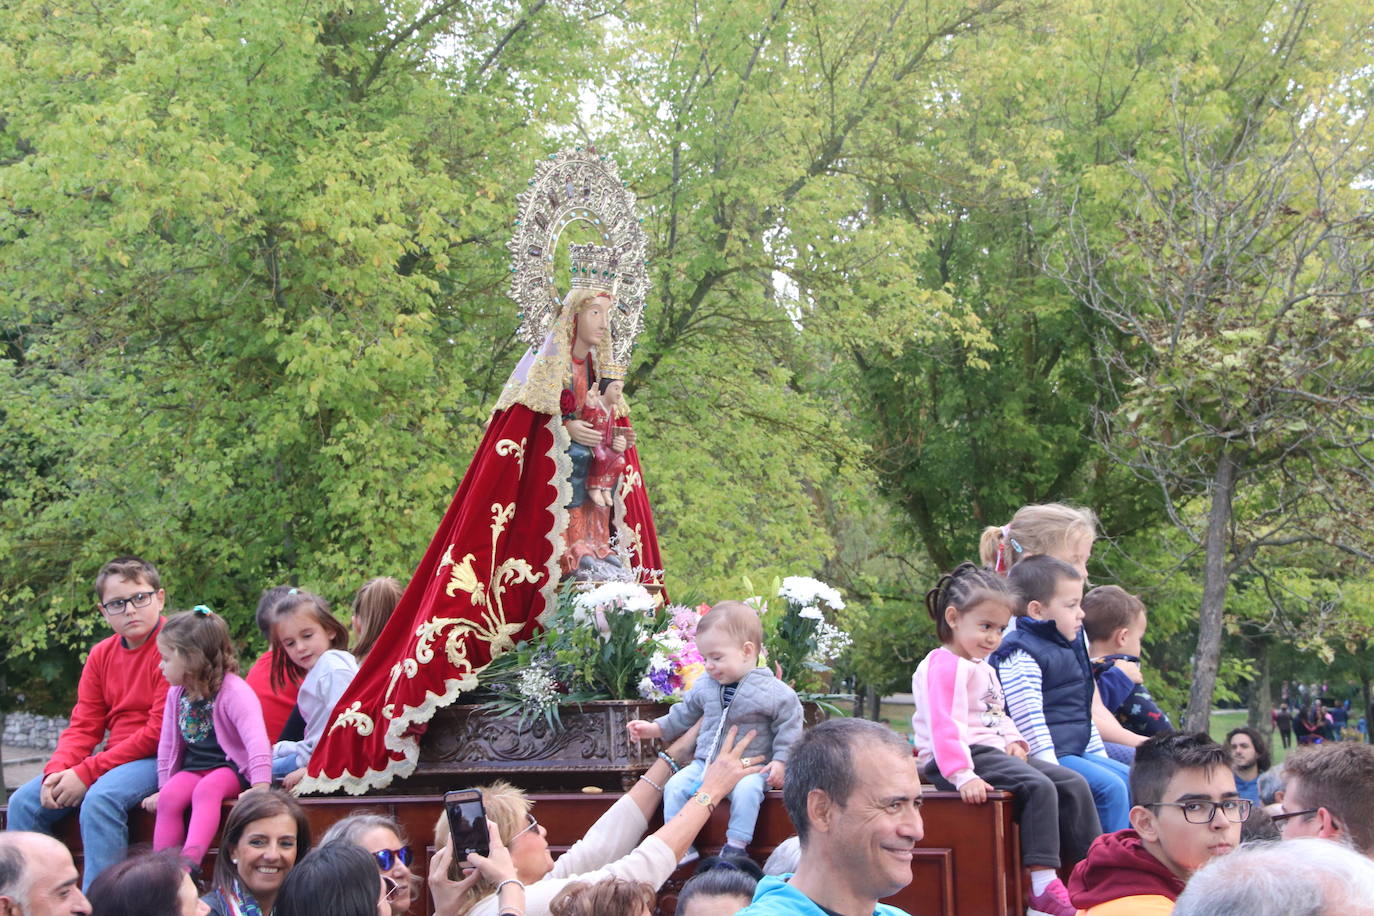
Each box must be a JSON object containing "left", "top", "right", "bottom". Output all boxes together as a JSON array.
[
  {"left": 46, "top": 621, "right": 170, "bottom": 786},
  {"left": 1069, "top": 829, "right": 1185, "bottom": 913},
  {"left": 244, "top": 650, "right": 301, "bottom": 742}
]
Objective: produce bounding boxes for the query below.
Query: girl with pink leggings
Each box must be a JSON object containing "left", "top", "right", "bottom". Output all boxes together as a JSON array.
[{"left": 143, "top": 607, "right": 271, "bottom": 865}]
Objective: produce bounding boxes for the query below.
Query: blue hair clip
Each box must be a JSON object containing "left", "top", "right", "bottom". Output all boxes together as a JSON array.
[
  {"left": 288, "top": 588, "right": 299, "bottom": 595},
  {"left": 1009, "top": 538, "right": 1024, "bottom": 555},
  {"left": 193, "top": 605, "right": 212, "bottom": 616}
]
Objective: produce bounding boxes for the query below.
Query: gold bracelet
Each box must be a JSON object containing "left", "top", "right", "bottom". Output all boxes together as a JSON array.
[{"left": 689, "top": 790, "right": 715, "bottom": 812}]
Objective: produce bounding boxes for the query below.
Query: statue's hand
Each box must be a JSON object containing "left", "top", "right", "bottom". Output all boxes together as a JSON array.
[
  {"left": 565, "top": 418, "right": 601, "bottom": 447},
  {"left": 620, "top": 426, "right": 637, "bottom": 448},
  {"left": 611, "top": 434, "right": 628, "bottom": 453}
]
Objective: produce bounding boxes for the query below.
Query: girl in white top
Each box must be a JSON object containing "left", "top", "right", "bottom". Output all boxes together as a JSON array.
[{"left": 267, "top": 590, "right": 358, "bottom": 790}]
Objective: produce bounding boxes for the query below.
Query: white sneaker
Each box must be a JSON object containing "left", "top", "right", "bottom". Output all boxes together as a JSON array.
[{"left": 677, "top": 847, "right": 700, "bottom": 867}]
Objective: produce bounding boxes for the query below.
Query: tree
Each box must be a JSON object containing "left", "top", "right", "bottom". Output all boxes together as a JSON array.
[{"left": 1056, "top": 3, "right": 1374, "bottom": 729}]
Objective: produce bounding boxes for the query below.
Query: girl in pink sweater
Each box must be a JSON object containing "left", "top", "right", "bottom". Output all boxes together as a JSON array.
[
  {"left": 143, "top": 607, "right": 271, "bottom": 866},
  {"left": 911, "top": 564, "right": 1100, "bottom": 916}
]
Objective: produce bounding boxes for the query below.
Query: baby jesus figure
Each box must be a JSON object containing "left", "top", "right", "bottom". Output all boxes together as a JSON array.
[{"left": 579, "top": 377, "right": 631, "bottom": 508}]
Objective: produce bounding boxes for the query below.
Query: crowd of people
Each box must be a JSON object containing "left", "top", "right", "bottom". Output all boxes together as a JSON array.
[{"left": 5, "top": 507, "right": 1374, "bottom": 916}]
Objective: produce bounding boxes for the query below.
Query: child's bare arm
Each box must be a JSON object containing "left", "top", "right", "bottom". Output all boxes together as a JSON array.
[{"left": 626, "top": 719, "right": 663, "bottom": 740}]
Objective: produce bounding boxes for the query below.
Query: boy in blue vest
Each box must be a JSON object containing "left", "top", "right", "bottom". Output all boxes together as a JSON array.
[{"left": 992, "top": 555, "right": 1132, "bottom": 831}]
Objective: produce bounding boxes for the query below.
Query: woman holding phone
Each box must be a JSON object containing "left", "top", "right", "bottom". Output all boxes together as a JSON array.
[{"left": 428, "top": 725, "right": 760, "bottom": 916}]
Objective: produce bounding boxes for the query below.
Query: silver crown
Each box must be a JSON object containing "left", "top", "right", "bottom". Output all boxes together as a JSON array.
[
  {"left": 568, "top": 243, "right": 618, "bottom": 292},
  {"left": 507, "top": 146, "right": 651, "bottom": 374}
]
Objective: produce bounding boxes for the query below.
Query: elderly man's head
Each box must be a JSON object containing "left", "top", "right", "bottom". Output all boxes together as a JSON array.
[
  {"left": 1275, "top": 742, "right": 1374, "bottom": 855},
  {"left": 0, "top": 833, "right": 91, "bottom": 916},
  {"left": 782, "top": 718, "right": 924, "bottom": 901},
  {"left": 1174, "top": 838, "right": 1374, "bottom": 916}
]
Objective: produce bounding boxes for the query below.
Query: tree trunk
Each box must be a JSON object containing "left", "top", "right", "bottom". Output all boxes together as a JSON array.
[
  {"left": 1184, "top": 450, "right": 1239, "bottom": 733},
  {"left": 1246, "top": 636, "right": 1273, "bottom": 739}
]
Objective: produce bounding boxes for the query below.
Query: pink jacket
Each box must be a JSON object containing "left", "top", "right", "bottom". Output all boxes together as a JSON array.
[
  {"left": 912, "top": 647, "right": 1028, "bottom": 788},
  {"left": 156, "top": 673, "right": 272, "bottom": 787}
]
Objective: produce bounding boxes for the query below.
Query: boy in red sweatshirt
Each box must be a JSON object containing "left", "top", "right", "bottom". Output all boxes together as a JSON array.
[
  {"left": 1069, "top": 732, "right": 1245, "bottom": 915},
  {"left": 5, "top": 556, "right": 170, "bottom": 891}
]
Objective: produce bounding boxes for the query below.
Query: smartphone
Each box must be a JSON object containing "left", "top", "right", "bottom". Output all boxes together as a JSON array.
[{"left": 443, "top": 788, "right": 489, "bottom": 880}]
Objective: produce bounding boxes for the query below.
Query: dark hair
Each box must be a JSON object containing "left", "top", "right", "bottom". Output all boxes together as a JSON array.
[
  {"left": 924, "top": 562, "right": 1017, "bottom": 643},
  {"left": 597, "top": 377, "right": 624, "bottom": 395},
  {"left": 214, "top": 788, "right": 312, "bottom": 893},
  {"left": 159, "top": 608, "right": 238, "bottom": 698},
  {"left": 783, "top": 718, "right": 911, "bottom": 844},
  {"left": 256, "top": 585, "right": 297, "bottom": 640},
  {"left": 269, "top": 590, "right": 351, "bottom": 690},
  {"left": 1130, "top": 732, "right": 1232, "bottom": 807},
  {"left": 675, "top": 856, "right": 760, "bottom": 915},
  {"left": 275, "top": 843, "right": 381, "bottom": 916},
  {"left": 1282, "top": 742, "right": 1374, "bottom": 854},
  {"left": 88, "top": 849, "right": 186, "bottom": 916},
  {"left": 549, "top": 876, "right": 656, "bottom": 916},
  {"left": 1081, "top": 585, "right": 1146, "bottom": 644},
  {"left": 350, "top": 577, "right": 403, "bottom": 662},
  {"left": 95, "top": 555, "right": 161, "bottom": 600},
  {"left": 1225, "top": 726, "right": 1272, "bottom": 774},
  {"left": 1006, "top": 554, "right": 1081, "bottom": 616}
]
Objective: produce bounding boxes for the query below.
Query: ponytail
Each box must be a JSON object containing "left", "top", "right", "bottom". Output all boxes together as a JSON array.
[{"left": 925, "top": 562, "right": 1014, "bottom": 644}]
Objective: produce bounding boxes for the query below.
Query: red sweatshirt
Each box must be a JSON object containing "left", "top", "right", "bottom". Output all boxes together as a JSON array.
[
  {"left": 1069, "top": 829, "right": 1186, "bottom": 914},
  {"left": 244, "top": 649, "right": 301, "bottom": 742},
  {"left": 45, "top": 620, "right": 170, "bottom": 786}
]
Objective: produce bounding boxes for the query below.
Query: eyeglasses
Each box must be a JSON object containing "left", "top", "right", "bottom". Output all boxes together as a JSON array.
[
  {"left": 381, "top": 875, "right": 403, "bottom": 902},
  {"left": 99, "top": 590, "right": 158, "bottom": 616},
  {"left": 372, "top": 846, "right": 413, "bottom": 870},
  {"left": 1150, "top": 798, "right": 1252, "bottom": 824},
  {"left": 510, "top": 813, "right": 540, "bottom": 842},
  {"left": 1271, "top": 808, "right": 1320, "bottom": 829}
]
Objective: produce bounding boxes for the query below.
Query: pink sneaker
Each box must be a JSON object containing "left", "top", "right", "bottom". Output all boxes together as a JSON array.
[{"left": 1027, "top": 877, "right": 1077, "bottom": 916}]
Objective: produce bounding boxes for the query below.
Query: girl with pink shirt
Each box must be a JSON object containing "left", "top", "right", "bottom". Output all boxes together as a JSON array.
[
  {"left": 911, "top": 564, "right": 1100, "bottom": 916},
  {"left": 143, "top": 607, "right": 271, "bottom": 866}
]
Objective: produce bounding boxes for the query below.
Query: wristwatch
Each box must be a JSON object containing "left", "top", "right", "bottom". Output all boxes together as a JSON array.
[{"left": 689, "top": 791, "right": 715, "bottom": 812}]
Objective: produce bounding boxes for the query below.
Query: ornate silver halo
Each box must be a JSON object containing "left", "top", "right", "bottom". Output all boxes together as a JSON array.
[{"left": 506, "top": 146, "right": 651, "bottom": 374}]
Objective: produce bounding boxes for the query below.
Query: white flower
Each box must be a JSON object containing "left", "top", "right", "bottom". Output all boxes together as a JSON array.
[
  {"left": 798, "top": 605, "right": 823, "bottom": 620},
  {"left": 516, "top": 665, "right": 559, "bottom": 706},
  {"left": 574, "top": 582, "right": 656, "bottom": 616},
  {"left": 811, "top": 621, "right": 853, "bottom": 662},
  {"left": 778, "top": 576, "right": 845, "bottom": 611}
]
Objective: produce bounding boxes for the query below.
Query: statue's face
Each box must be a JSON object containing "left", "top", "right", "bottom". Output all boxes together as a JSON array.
[
  {"left": 577, "top": 296, "right": 611, "bottom": 348},
  {"left": 602, "top": 380, "right": 624, "bottom": 404}
]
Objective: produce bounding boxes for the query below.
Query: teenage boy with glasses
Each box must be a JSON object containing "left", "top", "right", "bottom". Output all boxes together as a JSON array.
[
  {"left": 1068, "top": 733, "right": 1243, "bottom": 915},
  {"left": 4, "top": 556, "right": 170, "bottom": 892}
]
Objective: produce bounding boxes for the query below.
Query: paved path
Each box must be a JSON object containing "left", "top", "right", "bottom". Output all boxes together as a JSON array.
[{"left": 2, "top": 744, "right": 49, "bottom": 796}]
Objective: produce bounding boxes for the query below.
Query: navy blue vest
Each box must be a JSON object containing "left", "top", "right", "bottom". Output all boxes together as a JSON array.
[{"left": 991, "top": 616, "right": 1095, "bottom": 756}]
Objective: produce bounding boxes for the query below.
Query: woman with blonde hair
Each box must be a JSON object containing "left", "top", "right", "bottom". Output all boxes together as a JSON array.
[{"left": 427, "top": 725, "right": 759, "bottom": 916}]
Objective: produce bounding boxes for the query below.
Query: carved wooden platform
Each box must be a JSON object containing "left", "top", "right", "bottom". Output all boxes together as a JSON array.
[{"left": 5, "top": 789, "right": 1023, "bottom": 916}]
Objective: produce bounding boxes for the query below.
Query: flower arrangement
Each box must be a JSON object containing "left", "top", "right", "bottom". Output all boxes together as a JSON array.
[
  {"left": 753, "top": 575, "right": 853, "bottom": 694},
  {"left": 476, "top": 576, "right": 852, "bottom": 726}
]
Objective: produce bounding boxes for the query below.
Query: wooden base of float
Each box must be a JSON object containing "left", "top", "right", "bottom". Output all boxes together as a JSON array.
[{"left": 4, "top": 788, "right": 1024, "bottom": 916}]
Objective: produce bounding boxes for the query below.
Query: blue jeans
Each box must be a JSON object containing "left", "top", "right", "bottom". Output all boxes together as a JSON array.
[
  {"left": 663, "top": 759, "right": 768, "bottom": 846},
  {"left": 271, "top": 750, "right": 300, "bottom": 781},
  {"left": 1058, "top": 753, "right": 1131, "bottom": 832},
  {"left": 6, "top": 757, "right": 159, "bottom": 891}
]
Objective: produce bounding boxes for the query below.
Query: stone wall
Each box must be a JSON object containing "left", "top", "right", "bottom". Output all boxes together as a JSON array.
[{"left": 3, "top": 712, "right": 67, "bottom": 751}]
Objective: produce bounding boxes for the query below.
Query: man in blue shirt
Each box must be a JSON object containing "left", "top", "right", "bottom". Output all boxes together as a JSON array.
[
  {"left": 736, "top": 719, "right": 922, "bottom": 916},
  {"left": 1226, "top": 727, "right": 1270, "bottom": 805}
]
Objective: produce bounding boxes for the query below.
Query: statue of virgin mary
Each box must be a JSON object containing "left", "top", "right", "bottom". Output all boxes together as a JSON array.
[{"left": 301, "top": 149, "right": 663, "bottom": 795}]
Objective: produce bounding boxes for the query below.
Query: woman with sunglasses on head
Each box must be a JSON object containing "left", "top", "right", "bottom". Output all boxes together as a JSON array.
[
  {"left": 428, "top": 725, "right": 761, "bottom": 916},
  {"left": 320, "top": 814, "right": 416, "bottom": 914}
]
